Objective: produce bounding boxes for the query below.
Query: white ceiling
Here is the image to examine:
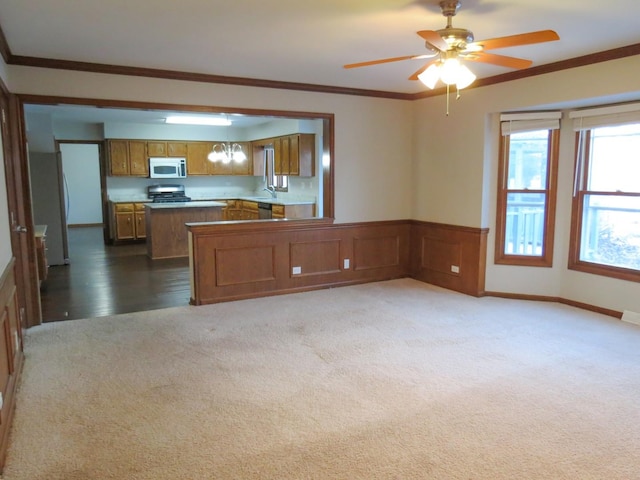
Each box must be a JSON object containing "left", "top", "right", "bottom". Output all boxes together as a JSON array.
[{"left": 1, "top": 0, "right": 639, "bottom": 95}]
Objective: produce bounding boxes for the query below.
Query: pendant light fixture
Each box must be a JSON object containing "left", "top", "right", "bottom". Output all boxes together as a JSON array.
[{"left": 207, "top": 115, "right": 247, "bottom": 164}]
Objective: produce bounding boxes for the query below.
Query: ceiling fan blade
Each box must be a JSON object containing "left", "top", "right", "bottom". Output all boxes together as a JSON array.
[
  {"left": 470, "top": 30, "right": 559, "bottom": 51},
  {"left": 408, "top": 60, "right": 438, "bottom": 81},
  {"left": 344, "top": 55, "right": 424, "bottom": 69},
  {"left": 417, "top": 30, "right": 449, "bottom": 51},
  {"left": 465, "top": 52, "right": 533, "bottom": 69}
]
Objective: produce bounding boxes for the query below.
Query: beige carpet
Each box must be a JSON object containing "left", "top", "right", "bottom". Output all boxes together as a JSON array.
[{"left": 3, "top": 279, "right": 640, "bottom": 479}]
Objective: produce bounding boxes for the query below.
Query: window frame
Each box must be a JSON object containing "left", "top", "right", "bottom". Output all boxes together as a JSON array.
[
  {"left": 568, "top": 129, "right": 640, "bottom": 283},
  {"left": 495, "top": 128, "right": 560, "bottom": 267}
]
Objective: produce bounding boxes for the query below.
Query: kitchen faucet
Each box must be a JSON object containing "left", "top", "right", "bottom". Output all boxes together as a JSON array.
[{"left": 263, "top": 185, "right": 277, "bottom": 198}]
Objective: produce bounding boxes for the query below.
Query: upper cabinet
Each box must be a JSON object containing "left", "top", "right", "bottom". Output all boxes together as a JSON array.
[
  {"left": 186, "top": 141, "right": 252, "bottom": 176},
  {"left": 107, "top": 140, "right": 149, "bottom": 177},
  {"left": 148, "top": 141, "right": 188, "bottom": 157},
  {"left": 274, "top": 133, "right": 315, "bottom": 177},
  {"left": 106, "top": 135, "right": 312, "bottom": 177},
  {"left": 186, "top": 141, "right": 213, "bottom": 175}
]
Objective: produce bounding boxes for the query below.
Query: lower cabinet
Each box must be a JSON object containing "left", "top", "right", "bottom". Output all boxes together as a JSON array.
[
  {"left": 112, "top": 202, "right": 147, "bottom": 242},
  {"left": 223, "top": 200, "right": 243, "bottom": 221},
  {"left": 271, "top": 203, "right": 315, "bottom": 219},
  {"left": 241, "top": 201, "right": 259, "bottom": 220}
]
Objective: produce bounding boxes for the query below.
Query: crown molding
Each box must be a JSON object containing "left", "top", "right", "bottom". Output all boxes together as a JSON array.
[{"left": 1, "top": 19, "right": 638, "bottom": 102}]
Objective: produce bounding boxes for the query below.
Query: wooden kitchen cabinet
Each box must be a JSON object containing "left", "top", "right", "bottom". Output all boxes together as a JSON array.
[
  {"left": 167, "top": 142, "right": 187, "bottom": 157},
  {"left": 113, "top": 202, "right": 146, "bottom": 241},
  {"left": 187, "top": 141, "right": 251, "bottom": 176},
  {"left": 147, "top": 141, "right": 167, "bottom": 157},
  {"left": 271, "top": 203, "right": 315, "bottom": 219},
  {"left": 241, "top": 201, "right": 259, "bottom": 220},
  {"left": 273, "top": 133, "right": 315, "bottom": 177},
  {"left": 134, "top": 203, "right": 147, "bottom": 239},
  {"left": 210, "top": 142, "right": 251, "bottom": 176},
  {"left": 129, "top": 141, "right": 148, "bottom": 176},
  {"left": 186, "top": 141, "right": 213, "bottom": 175},
  {"left": 147, "top": 141, "right": 187, "bottom": 157},
  {"left": 223, "top": 200, "right": 243, "bottom": 220},
  {"left": 107, "top": 140, "right": 149, "bottom": 177}
]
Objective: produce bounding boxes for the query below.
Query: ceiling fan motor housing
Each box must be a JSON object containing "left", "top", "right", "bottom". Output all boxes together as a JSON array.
[
  {"left": 439, "top": 0, "right": 461, "bottom": 18},
  {"left": 437, "top": 27, "right": 474, "bottom": 50}
]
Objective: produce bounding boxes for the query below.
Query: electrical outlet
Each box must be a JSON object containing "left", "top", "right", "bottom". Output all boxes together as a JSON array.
[
  {"left": 451, "top": 265, "right": 460, "bottom": 274},
  {"left": 292, "top": 266, "right": 302, "bottom": 275},
  {"left": 343, "top": 258, "right": 350, "bottom": 269}
]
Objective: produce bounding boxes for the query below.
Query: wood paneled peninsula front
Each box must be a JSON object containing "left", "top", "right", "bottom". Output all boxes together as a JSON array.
[{"left": 145, "top": 201, "right": 225, "bottom": 260}]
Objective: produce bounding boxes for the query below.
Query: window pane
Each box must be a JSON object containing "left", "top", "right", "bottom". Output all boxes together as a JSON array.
[
  {"left": 589, "top": 124, "right": 640, "bottom": 193},
  {"left": 504, "top": 193, "right": 547, "bottom": 255},
  {"left": 580, "top": 194, "right": 640, "bottom": 269},
  {"left": 507, "top": 130, "right": 549, "bottom": 190}
]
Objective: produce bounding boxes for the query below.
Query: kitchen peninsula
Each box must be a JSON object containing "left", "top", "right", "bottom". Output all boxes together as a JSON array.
[{"left": 146, "top": 201, "right": 225, "bottom": 259}]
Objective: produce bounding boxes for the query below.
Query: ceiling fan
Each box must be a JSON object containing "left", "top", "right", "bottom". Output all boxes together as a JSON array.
[{"left": 344, "top": 0, "right": 560, "bottom": 90}]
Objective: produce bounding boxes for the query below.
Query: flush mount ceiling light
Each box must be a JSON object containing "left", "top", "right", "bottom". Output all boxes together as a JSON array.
[
  {"left": 207, "top": 115, "right": 247, "bottom": 164},
  {"left": 165, "top": 115, "right": 232, "bottom": 126}
]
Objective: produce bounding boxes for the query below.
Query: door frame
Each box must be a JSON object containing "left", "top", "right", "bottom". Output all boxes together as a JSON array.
[
  {"left": 1, "top": 85, "right": 41, "bottom": 329},
  {"left": 56, "top": 140, "right": 109, "bottom": 244}
]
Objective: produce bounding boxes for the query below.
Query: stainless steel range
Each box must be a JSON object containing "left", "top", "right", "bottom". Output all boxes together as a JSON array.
[{"left": 147, "top": 184, "right": 191, "bottom": 203}]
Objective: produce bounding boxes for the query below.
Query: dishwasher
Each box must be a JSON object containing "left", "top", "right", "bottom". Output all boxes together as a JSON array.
[{"left": 258, "top": 202, "right": 272, "bottom": 219}]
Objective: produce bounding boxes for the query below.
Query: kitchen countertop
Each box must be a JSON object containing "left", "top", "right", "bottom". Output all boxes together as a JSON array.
[
  {"left": 233, "top": 196, "right": 315, "bottom": 206},
  {"left": 110, "top": 195, "right": 315, "bottom": 206},
  {"left": 145, "top": 201, "right": 226, "bottom": 209}
]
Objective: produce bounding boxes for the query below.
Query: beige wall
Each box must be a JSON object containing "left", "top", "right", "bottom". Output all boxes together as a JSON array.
[
  {"left": 8, "top": 66, "right": 415, "bottom": 224},
  {"left": 3, "top": 55, "right": 640, "bottom": 313},
  {"left": 413, "top": 55, "right": 640, "bottom": 313}
]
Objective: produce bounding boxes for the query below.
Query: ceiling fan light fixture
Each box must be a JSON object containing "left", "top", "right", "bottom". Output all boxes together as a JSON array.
[
  {"left": 455, "top": 64, "right": 476, "bottom": 89},
  {"left": 440, "top": 58, "right": 463, "bottom": 85},
  {"left": 419, "top": 57, "right": 476, "bottom": 91},
  {"left": 418, "top": 63, "right": 440, "bottom": 89}
]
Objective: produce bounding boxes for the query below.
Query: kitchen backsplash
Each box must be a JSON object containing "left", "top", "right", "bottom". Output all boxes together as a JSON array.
[{"left": 106, "top": 175, "right": 318, "bottom": 202}]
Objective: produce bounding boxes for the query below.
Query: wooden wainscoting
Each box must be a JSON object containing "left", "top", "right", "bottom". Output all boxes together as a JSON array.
[
  {"left": 0, "top": 259, "right": 24, "bottom": 471},
  {"left": 188, "top": 219, "right": 411, "bottom": 305},
  {"left": 410, "top": 221, "right": 488, "bottom": 297}
]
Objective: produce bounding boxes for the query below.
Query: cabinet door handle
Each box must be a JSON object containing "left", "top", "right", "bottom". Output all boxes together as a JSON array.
[{"left": 14, "top": 225, "right": 27, "bottom": 233}]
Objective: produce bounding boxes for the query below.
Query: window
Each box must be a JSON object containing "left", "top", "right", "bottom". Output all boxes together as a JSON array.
[
  {"left": 495, "top": 113, "right": 560, "bottom": 266},
  {"left": 569, "top": 110, "right": 640, "bottom": 282},
  {"left": 265, "top": 146, "right": 288, "bottom": 192}
]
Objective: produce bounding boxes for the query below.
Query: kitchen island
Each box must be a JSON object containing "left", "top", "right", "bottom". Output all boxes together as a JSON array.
[{"left": 145, "top": 201, "right": 225, "bottom": 259}]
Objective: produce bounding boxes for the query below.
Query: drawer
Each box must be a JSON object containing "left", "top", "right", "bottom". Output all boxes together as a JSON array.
[
  {"left": 134, "top": 203, "right": 147, "bottom": 211},
  {"left": 114, "top": 203, "right": 134, "bottom": 212},
  {"left": 272, "top": 205, "right": 285, "bottom": 216}
]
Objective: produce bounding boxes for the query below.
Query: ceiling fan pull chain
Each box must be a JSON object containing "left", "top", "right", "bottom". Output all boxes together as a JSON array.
[{"left": 446, "top": 83, "right": 450, "bottom": 116}]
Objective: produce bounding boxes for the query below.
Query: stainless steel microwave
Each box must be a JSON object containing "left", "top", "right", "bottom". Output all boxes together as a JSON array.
[{"left": 149, "top": 157, "right": 187, "bottom": 178}]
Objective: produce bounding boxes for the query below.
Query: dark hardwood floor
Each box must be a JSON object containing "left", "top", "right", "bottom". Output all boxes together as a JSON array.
[{"left": 40, "top": 227, "right": 191, "bottom": 322}]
